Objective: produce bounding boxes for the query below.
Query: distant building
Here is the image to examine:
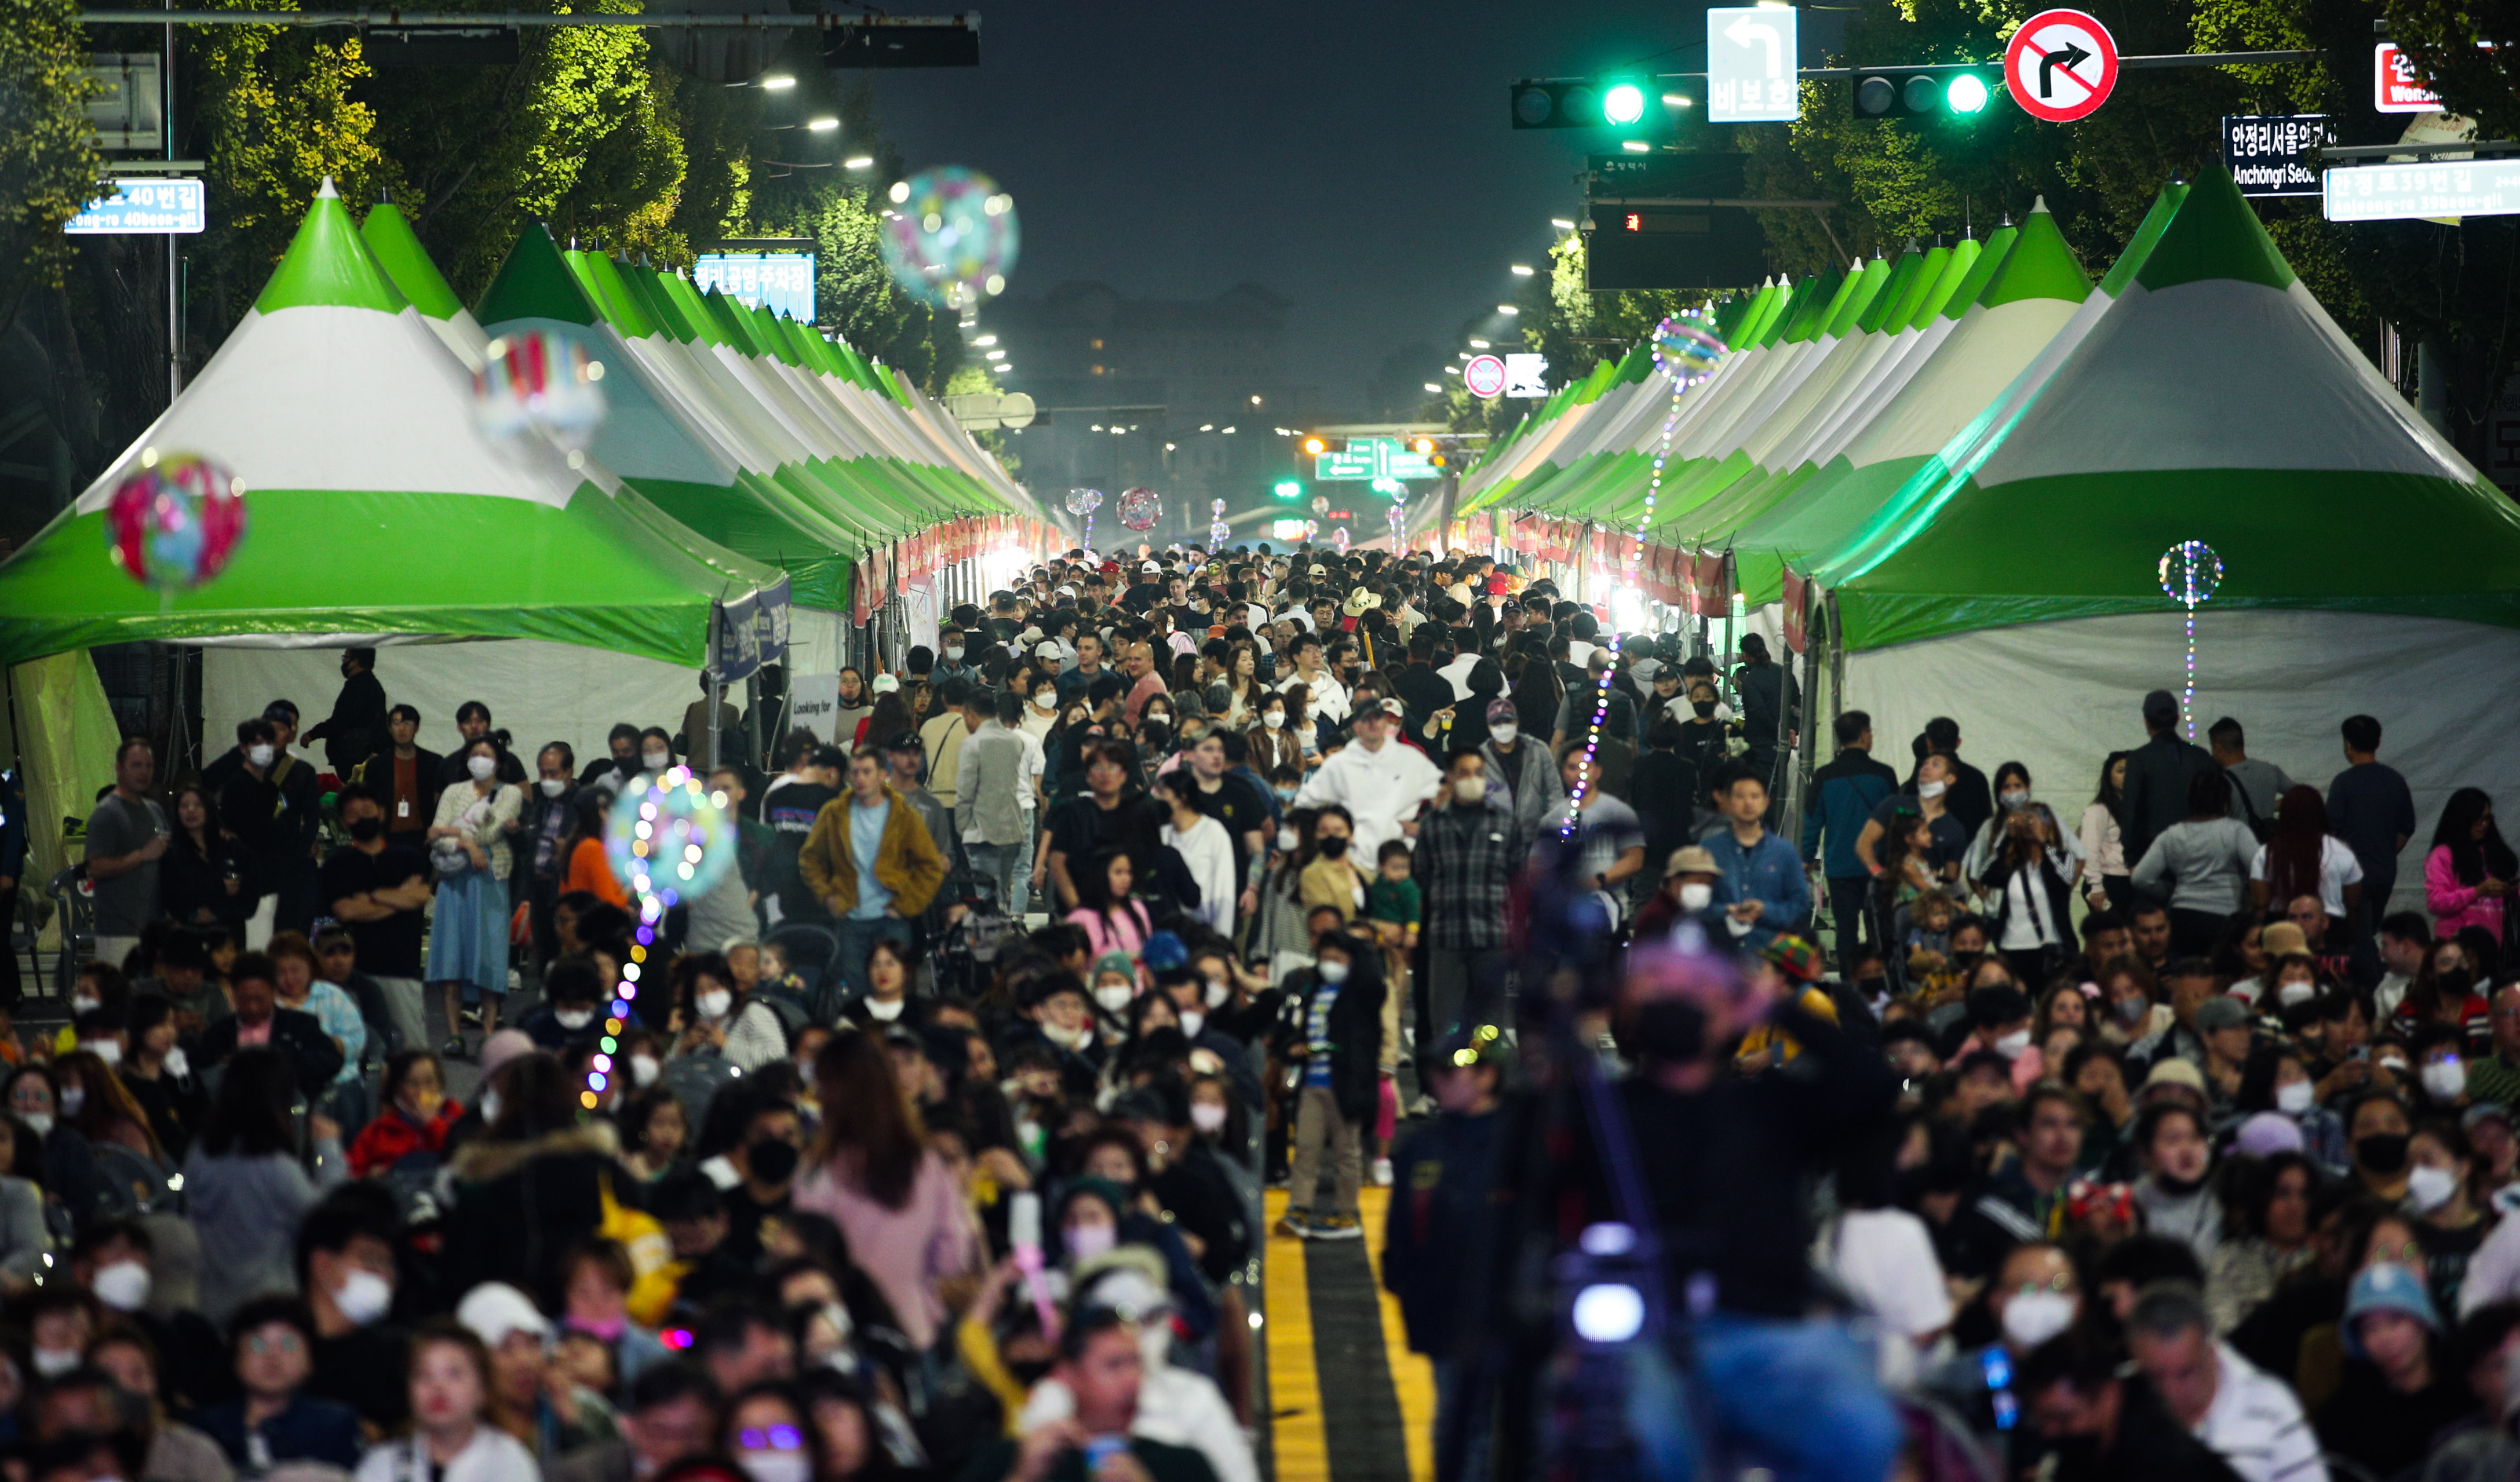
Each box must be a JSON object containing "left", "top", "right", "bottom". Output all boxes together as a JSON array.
[{"left": 987, "top": 282, "right": 1310, "bottom": 543}]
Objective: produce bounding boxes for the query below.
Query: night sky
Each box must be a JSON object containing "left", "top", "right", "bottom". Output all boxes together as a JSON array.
[{"left": 870, "top": 0, "right": 1737, "bottom": 417}]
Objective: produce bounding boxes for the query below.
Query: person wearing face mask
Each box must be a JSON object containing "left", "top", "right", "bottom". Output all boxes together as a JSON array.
[
  {"left": 353, "top": 1324, "right": 538, "bottom": 1482},
  {"left": 1413, "top": 751, "right": 1516, "bottom": 1076},
  {"left": 304, "top": 647, "right": 390, "bottom": 776},
  {"left": 1633, "top": 845, "right": 1727, "bottom": 944},
  {"left": 349, "top": 1049, "right": 464, "bottom": 1179},
  {"left": 295, "top": 1190, "right": 417, "bottom": 1429},
  {"left": 1271, "top": 932, "right": 1384, "bottom": 1242},
  {"left": 1920, "top": 1242, "right": 2076, "bottom": 1455},
  {"left": 517, "top": 743, "right": 580, "bottom": 972},
  {"left": 216, "top": 717, "right": 301, "bottom": 950},
  {"left": 2406, "top": 1121, "right": 2488, "bottom": 1311},
  {"left": 425, "top": 738, "right": 526, "bottom": 1057},
  {"left": 669, "top": 954, "right": 789, "bottom": 1075},
  {"left": 519, "top": 958, "right": 610, "bottom": 1052}
]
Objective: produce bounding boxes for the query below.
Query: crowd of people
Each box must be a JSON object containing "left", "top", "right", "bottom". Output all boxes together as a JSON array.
[{"left": 8, "top": 540, "right": 2514, "bottom": 1482}]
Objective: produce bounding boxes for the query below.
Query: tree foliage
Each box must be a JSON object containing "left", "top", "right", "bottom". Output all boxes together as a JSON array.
[{"left": 0, "top": 0, "right": 104, "bottom": 329}]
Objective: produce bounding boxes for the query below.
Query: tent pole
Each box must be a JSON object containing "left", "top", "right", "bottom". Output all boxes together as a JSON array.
[{"left": 706, "top": 602, "right": 723, "bottom": 774}]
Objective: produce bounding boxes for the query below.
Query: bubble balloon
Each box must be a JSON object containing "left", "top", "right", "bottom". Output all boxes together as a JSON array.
[
  {"left": 475, "top": 328, "right": 609, "bottom": 453},
  {"left": 1651, "top": 311, "right": 1728, "bottom": 386},
  {"left": 608, "top": 766, "right": 739, "bottom": 911},
  {"left": 1209, "top": 521, "right": 1231, "bottom": 545},
  {"left": 1064, "top": 488, "right": 1104, "bottom": 517},
  {"left": 105, "top": 451, "right": 247, "bottom": 594},
  {"left": 880, "top": 166, "right": 1020, "bottom": 308},
  {"left": 1311, "top": 495, "right": 1329, "bottom": 516},
  {"left": 1117, "top": 487, "right": 1161, "bottom": 532},
  {"left": 1332, "top": 527, "right": 1351, "bottom": 553}
]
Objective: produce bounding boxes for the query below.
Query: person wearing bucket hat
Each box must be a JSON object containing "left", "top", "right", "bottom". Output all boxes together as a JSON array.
[
  {"left": 1634, "top": 844, "right": 1724, "bottom": 942},
  {"left": 2317, "top": 1260, "right": 2467, "bottom": 1477}
]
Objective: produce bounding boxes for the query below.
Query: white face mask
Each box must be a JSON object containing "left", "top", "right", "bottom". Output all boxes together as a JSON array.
[
  {"left": 1490, "top": 721, "right": 1518, "bottom": 746},
  {"left": 1277, "top": 827, "right": 1299, "bottom": 851},
  {"left": 2002, "top": 1289, "right": 2077, "bottom": 1349},
  {"left": 2423, "top": 1060, "right": 2468, "bottom": 1103},
  {"left": 697, "top": 988, "right": 734, "bottom": 1020},
  {"left": 2278, "top": 979, "right": 2318, "bottom": 1007},
  {"left": 333, "top": 1268, "right": 394, "bottom": 1327},
  {"left": 2408, "top": 1163, "right": 2460, "bottom": 1213},
  {"left": 477, "top": 1089, "right": 502, "bottom": 1125},
  {"left": 92, "top": 1259, "right": 152, "bottom": 1312},
  {"left": 19, "top": 1112, "right": 51, "bottom": 1138},
  {"left": 1205, "top": 979, "right": 1230, "bottom": 1008},
  {"left": 2000, "top": 789, "right": 2031, "bottom": 809},
  {"left": 31, "top": 1346, "right": 81, "bottom": 1378},
  {"left": 468, "top": 755, "right": 498, "bottom": 782},
  {"left": 72, "top": 993, "right": 99, "bottom": 1016},
  {"left": 1093, "top": 985, "right": 1134, "bottom": 1015},
  {"left": 865, "top": 996, "right": 906, "bottom": 1021},
  {"left": 161, "top": 1046, "right": 189, "bottom": 1079},
  {"left": 82, "top": 1039, "right": 122, "bottom": 1067},
  {"left": 1179, "top": 1010, "right": 1205, "bottom": 1039},
  {"left": 247, "top": 744, "right": 276, "bottom": 769},
  {"left": 1993, "top": 1029, "right": 2032, "bottom": 1060},
  {"left": 629, "top": 1053, "right": 661, "bottom": 1089},
  {"left": 643, "top": 750, "right": 673, "bottom": 772},
  {"left": 1063, "top": 1222, "right": 1116, "bottom": 1262},
  {"left": 1453, "top": 775, "right": 1487, "bottom": 806},
  {"left": 1677, "top": 882, "right": 1713, "bottom": 911},
  {"left": 1262, "top": 710, "right": 1286, "bottom": 729},
  {"left": 1918, "top": 779, "right": 1949, "bottom": 801},
  {"left": 2275, "top": 1079, "right": 2315, "bottom": 1115},
  {"left": 944, "top": 645, "right": 964, "bottom": 661},
  {"left": 736, "top": 1451, "right": 813, "bottom": 1482},
  {"left": 555, "top": 1008, "right": 595, "bottom": 1031},
  {"left": 1044, "top": 1021, "right": 1092, "bottom": 1051},
  {"left": 539, "top": 777, "right": 567, "bottom": 798},
  {"left": 1316, "top": 959, "right": 1350, "bottom": 985},
  {"left": 58, "top": 1088, "right": 85, "bottom": 1118}
]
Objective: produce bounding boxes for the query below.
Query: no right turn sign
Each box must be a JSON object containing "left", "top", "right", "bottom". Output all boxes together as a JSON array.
[{"left": 2005, "top": 9, "right": 2118, "bottom": 123}]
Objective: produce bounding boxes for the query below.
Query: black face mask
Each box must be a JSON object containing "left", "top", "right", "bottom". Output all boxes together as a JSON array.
[
  {"left": 1692, "top": 699, "right": 1717, "bottom": 718},
  {"left": 1317, "top": 836, "right": 1349, "bottom": 859},
  {"left": 2153, "top": 1169, "right": 2207, "bottom": 1197},
  {"left": 747, "top": 1138, "right": 800, "bottom": 1185},
  {"left": 2357, "top": 1132, "right": 2410, "bottom": 1174},
  {"left": 1857, "top": 975, "right": 1890, "bottom": 1001},
  {"left": 348, "top": 816, "right": 384, "bottom": 843},
  {"left": 1630, "top": 997, "right": 1708, "bottom": 1063}
]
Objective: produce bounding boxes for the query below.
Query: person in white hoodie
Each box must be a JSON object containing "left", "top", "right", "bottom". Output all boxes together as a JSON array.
[{"left": 1016, "top": 1262, "right": 1256, "bottom": 1482}]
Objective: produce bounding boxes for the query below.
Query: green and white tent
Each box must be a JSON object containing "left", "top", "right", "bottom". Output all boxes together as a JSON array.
[
  {"left": 1808, "top": 166, "right": 2520, "bottom": 900},
  {"left": 360, "top": 198, "right": 490, "bottom": 367}
]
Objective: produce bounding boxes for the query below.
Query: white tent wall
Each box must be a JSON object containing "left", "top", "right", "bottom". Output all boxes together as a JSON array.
[
  {"left": 1838, "top": 609, "right": 2520, "bottom": 912},
  {"left": 198, "top": 610, "right": 851, "bottom": 774}
]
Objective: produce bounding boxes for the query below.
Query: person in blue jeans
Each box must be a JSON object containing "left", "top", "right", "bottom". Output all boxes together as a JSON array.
[
  {"left": 797, "top": 750, "right": 945, "bottom": 1002},
  {"left": 1802, "top": 710, "right": 1899, "bottom": 976},
  {"left": 1704, "top": 763, "right": 1811, "bottom": 952}
]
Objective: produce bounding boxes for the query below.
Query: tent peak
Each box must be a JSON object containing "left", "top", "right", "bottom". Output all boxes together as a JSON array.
[
  {"left": 316, "top": 176, "right": 338, "bottom": 200},
  {"left": 2030, "top": 195, "right": 2049, "bottom": 215}
]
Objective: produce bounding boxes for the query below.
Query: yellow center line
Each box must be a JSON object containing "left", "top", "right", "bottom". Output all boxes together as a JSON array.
[
  {"left": 1358, "top": 1184, "right": 1435, "bottom": 1482},
  {"left": 1264, "top": 1188, "right": 1330, "bottom": 1482}
]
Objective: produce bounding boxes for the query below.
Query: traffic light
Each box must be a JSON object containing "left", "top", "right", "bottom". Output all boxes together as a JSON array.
[
  {"left": 1300, "top": 436, "right": 1326, "bottom": 456},
  {"left": 1851, "top": 67, "right": 1999, "bottom": 119},
  {"left": 1410, "top": 437, "right": 1435, "bottom": 455},
  {"left": 1272, "top": 479, "right": 1303, "bottom": 500},
  {"left": 1510, "top": 76, "right": 1653, "bottom": 130}
]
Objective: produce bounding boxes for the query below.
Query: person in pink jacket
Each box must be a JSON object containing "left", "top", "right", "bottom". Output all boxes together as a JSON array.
[
  {"left": 2426, "top": 787, "right": 2515, "bottom": 942},
  {"left": 788, "top": 1030, "right": 979, "bottom": 1351}
]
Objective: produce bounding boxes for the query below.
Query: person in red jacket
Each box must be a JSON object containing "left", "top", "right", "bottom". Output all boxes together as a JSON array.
[{"left": 349, "top": 1049, "right": 464, "bottom": 1177}]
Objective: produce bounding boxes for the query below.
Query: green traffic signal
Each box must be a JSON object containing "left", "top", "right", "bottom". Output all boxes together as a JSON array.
[
  {"left": 1272, "top": 480, "right": 1303, "bottom": 500},
  {"left": 1602, "top": 82, "right": 1647, "bottom": 126},
  {"left": 1946, "top": 73, "right": 1990, "bottom": 113}
]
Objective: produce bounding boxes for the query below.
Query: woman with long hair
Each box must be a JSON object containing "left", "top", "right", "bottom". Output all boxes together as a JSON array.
[
  {"left": 2079, "top": 751, "right": 2131, "bottom": 912},
  {"left": 1248, "top": 691, "right": 1304, "bottom": 779},
  {"left": 854, "top": 689, "right": 914, "bottom": 754},
  {"left": 1220, "top": 641, "right": 1266, "bottom": 728},
  {"left": 1978, "top": 805, "right": 2075, "bottom": 987},
  {"left": 428, "top": 733, "right": 526, "bottom": 1057},
  {"left": 559, "top": 788, "right": 626, "bottom": 908},
  {"left": 2129, "top": 769, "right": 2258, "bottom": 958},
  {"left": 668, "top": 951, "right": 789, "bottom": 1074},
  {"left": 2252, "top": 786, "right": 2366, "bottom": 941},
  {"left": 2426, "top": 787, "right": 2515, "bottom": 943},
  {"left": 1066, "top": 846, "right": 1153, "bottom": 961},
  {"left": 184, "top": 1047, "right": 344, "bottom": 1326},
  {"left": 352, "top": 1321, "right": 537, "bottom": 1482},
  {"left": 1508, "top": 641, "right": 1563, "bottom": 739},
  {"left": 790, "top": 1031, "right": 978, "bottom": 1351},
  {"left": 53, "top": 1047, "right": 162, "bottom": 1165},
  {"left": 161, "top": 782, "right": 243, "bottom": 933}
]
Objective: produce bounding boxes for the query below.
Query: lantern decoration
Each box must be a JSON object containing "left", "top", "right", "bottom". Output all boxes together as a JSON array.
[
  {"left": 474, "top": 329, "right": 609, "bottom": 455},
  {"left": 2158, "top": 541, "right": 2225, "bottom": 740},
  {"left": 1311, "top": 495, "right": 1330, "bottom": 516},
  {"left": 1564, "top": 308, "right": 1731, "bottom": 838},
  {"left": 879, "top": 167, "right": 1020, "bottom": 308},
  {"left": 104, "top": 451, "right": 247, "bottom": 594},
  {"left": 1117, "top": 487, "right": 1161, "bottom": 532}
]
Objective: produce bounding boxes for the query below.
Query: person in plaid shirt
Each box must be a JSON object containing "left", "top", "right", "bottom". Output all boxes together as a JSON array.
[{"left": 1415, "top": 749, "right": 1519, "bottom": 1083}]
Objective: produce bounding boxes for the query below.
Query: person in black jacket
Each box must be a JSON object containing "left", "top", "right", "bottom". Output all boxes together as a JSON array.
[
  {"left": 195, "top": 957, "right": 345, "bottom": 1099},
  {"left": 1271, "top": 930, "right": 1385, "bottom": 1242},
  {"left": 2022, "top": 1327, "right": 2245, "bottom": 1482},
  {"left": 2120, "top": 689, "right": 2219, "bottom": 885},
  {"left": 217, "top": 717, "right": 320, "bottom": 943},
  {"left": 1383, "top": 1026, "right": 1505, "bottom": 1479},
  {"left": 350, "top": 705, "right": 444, "bottom": 848},
  {"left": 304, "top": 648, "right": 389, "bottom": 777}
]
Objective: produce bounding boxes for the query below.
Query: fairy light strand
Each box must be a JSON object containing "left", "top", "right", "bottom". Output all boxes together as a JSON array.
[
  {"left": 1563, "top": 311, "right": 1728, "bottom": 838},
  {"left": 2157, "top": 540, "right": 2224, "bottom": 741}
]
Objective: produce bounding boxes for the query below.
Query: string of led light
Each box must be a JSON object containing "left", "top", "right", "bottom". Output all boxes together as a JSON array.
[
  {"left": 1562, "top": 311, "right": 1728, "bottom": 838},
  {"left": 2158, "top": 541, "right": 2224, "bottom": 741}
]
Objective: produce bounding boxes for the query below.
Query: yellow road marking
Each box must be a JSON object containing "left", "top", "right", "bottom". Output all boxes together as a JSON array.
[
  {"left": 1264, "top": 1188, "right": 1330, "bottom": 1482},
  {"left": 1359, "top": 1184, "right": 1435, "bottom": 1482}
]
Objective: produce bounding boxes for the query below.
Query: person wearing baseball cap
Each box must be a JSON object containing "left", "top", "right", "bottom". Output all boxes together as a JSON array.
[{"left": 1634, "top": 844, "right": 1723, "bottom": 941}]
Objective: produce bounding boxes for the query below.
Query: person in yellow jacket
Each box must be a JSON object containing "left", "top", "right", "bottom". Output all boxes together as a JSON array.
[
  {"left": 1734, "top": 935, "right": 1837, "bottom": 1072},
  {"left": 797, "top": 751, "right": 948, "bottom": 1002}
]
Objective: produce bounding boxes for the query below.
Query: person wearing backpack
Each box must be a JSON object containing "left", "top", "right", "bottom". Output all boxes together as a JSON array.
[{"left": 2210, "top": 717, "right": 2291, "bottom": 841}]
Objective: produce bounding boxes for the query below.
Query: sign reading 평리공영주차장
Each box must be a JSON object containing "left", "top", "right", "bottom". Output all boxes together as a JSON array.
[
  {"left": 2223, "top": 115, "right": 2336, "bottom": 198},
  {"left": 65, "top": 177, "right": 205, "bottom": 235},
  {"left": 693, "top": 253, "right": 815, "bottom": 323},
  {"left": 2326, "top": 156, "right": 2520, "bottom": 222}
]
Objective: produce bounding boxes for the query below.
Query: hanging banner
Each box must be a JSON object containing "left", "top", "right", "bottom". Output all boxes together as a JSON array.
[
  {"left": 1700, "top": 550, "right": 1733, "bottom": 615},
  {"left": 1782, "top": 567, "right": 1810, "bottom": 654}
]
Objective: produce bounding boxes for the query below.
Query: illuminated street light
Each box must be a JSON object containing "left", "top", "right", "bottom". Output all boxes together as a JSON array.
[{"left": 1510, "top": 264, "right": 1534, "bottom": 276}]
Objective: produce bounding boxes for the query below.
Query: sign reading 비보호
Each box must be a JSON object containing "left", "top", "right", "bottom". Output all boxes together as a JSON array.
[
  {"left": 2373, "top": 43, "right": 2442, "bottom": 112},
  {"left": 2326, "top": 157, "right": 2520, "bottom": 222},
  {"left": 2004, "top": 9, "right": 2118, "bottom": 123},
  {"left": 1706, "top": 6, "right": 1799, "bottom": 123},
  {"left": 693, "top": 253, "right": 815, "bottom": 323},
  {"left": 1464, "top": 353, "right": 1507, "bottom": 399},
  {"left": 1504, "top": 353, "right": 1549, "bottom": 398},
  {"left": 2223, "top": 115, "right": 2336, "bottom": 198},
  {"left": 65, "top": 177, "right": 205, "bottom": 235},
  {"left": 1314, "top": 437, "right": 1442, "bottom": 481}
]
